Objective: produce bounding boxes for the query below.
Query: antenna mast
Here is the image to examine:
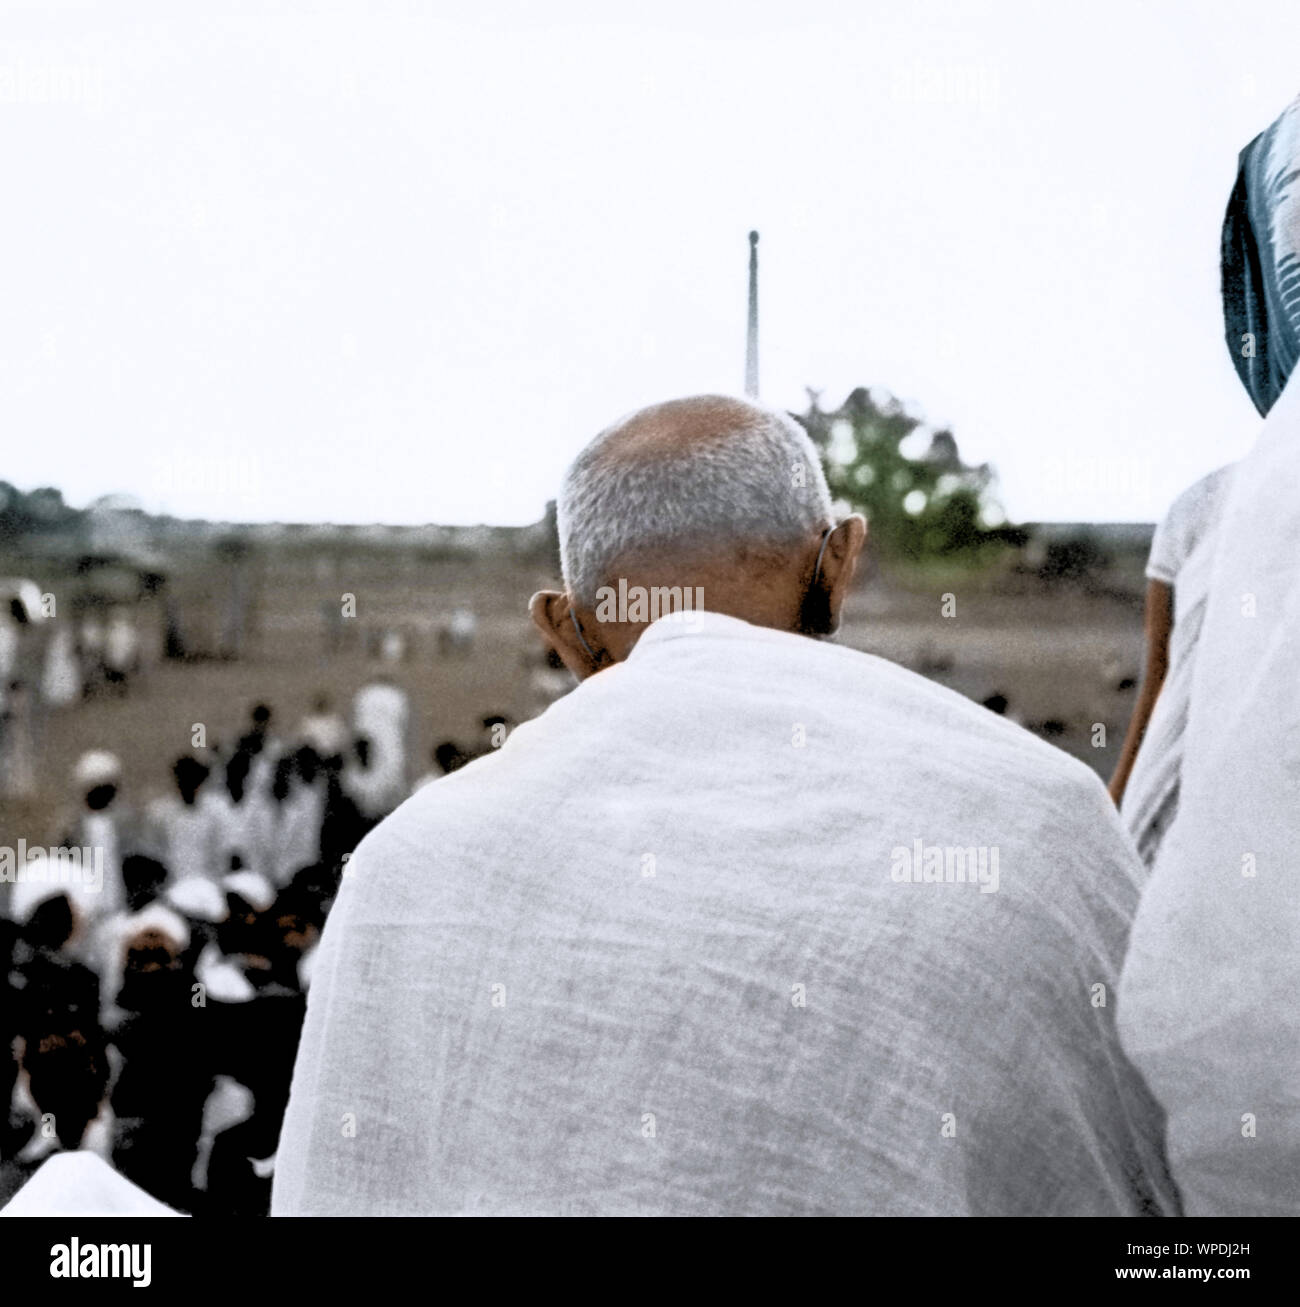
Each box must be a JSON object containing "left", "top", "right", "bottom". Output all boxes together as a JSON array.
[{"left": 745, "top": 230, "right": 759, "bottom": 397}]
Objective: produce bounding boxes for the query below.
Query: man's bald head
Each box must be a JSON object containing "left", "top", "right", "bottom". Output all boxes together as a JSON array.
[
  {"left": 533, "top": 394, "right": 864, "bottom": 679},
  {"left": 557, "top": 394, "right": 833, "bottom": 607}
]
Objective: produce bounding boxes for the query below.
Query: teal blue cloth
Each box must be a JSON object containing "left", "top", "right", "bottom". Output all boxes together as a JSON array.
[{"left": 1222, "top": 97, "right": 1300, "bottom": 416}]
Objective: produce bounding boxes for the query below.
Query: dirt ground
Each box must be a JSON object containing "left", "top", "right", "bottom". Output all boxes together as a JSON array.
[{"left": 0, "top": 543, "right": 1148, "bottom": 861}]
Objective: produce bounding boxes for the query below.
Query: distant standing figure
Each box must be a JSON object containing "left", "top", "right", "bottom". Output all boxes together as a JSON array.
[
  {"left": 146, "top": 756, "right": 224, "bottom": 884},
  {"left": 40, "top": 625, "right": 81, "bottom": 707},
  {"left": 236, "top": 702, "right": 282, "bottom": 795},
  {"left": 380, "top": 629, "right": 406, "bottom": 664},
  {"left": 297, "top": 694, "right": 348, "bottom": 764},
  {"left": 0, "top": 679, "right": 39, "bottom": 800},
  {"left": 351, "top": 677, "right": 410, "bottom": 812},
  {"left": 319, "top": 601, "right": 343, "bottom": 660},
  {"left": 1109, "top": 464, "right": 1235, "bottom": 866},
  {"left": 270, "top": 750, "right": 326, "bottom": 886},
  {"left": 55, "top": 750, "right": 134, "bottom": 931},
  {"left": 342, "top": 737, "right": 389, "bottom": 825},
  {"left": 0, "top": 604, "right": 21, "bottom": 704},
  {"left": 439, "top": 606, "right": 477, "bottom": 656},
  {"left": 212, "top": 750, "right": 276, "bottom": 880},
  {"left": 78, "top": 615, "right": 106, "bottom": 691},
  {"left": 102, "top": 611, "right": 139, "bottom": 695}
]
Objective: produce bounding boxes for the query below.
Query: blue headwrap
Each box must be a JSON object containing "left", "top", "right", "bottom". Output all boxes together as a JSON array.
[{"left": 1222, "top": 97, "right": 1300, "bottom": 416}]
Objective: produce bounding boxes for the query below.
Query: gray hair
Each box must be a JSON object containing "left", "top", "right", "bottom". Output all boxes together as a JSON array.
[{"left": 557, "top": 394, "right": 833, "bottom": 606}]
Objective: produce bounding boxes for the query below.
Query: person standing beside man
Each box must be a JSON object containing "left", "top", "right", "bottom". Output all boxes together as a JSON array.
[
  {"left": 1108, "top": 462, "right": 1235, "bottom": 867},
  {"left": 1118, "top": 92, "right": 1300, "bottom": 1216}
]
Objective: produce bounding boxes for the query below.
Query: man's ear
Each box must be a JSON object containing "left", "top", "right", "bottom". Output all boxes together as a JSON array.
[
  {"left": 821, "top": 514, "right": 868, "bottom": 628},
  {"left": 529, "top": 590, "right": 601, "bottom": 680}
]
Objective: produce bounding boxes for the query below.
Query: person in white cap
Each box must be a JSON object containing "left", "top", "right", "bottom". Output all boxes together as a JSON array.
[
  {"left": 2, "top": 882, "right": 111, "bottom": 1206},
  {"left": 55, "top": 750, "right": 135, "bottom": 928},
  {"left": 110, "top": 905, "right": 211, "bottom": 1212},
  {"left": 296, "top": 693, "right": 348, "bottom": 763},
  {"left": 8, "top": 882, "right": 100, "bottom": 1024},
  {"left": 91, "top": 856, "right": 171, "bottom": 1028}
]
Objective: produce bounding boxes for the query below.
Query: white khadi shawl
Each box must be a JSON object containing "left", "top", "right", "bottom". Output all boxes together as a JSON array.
[
  {"left": 1118, "top": 371, "right": 1300, "bottom": 1216},
  {"left": 273, "top": 613, "right": 1175, "bottom": 1216}
]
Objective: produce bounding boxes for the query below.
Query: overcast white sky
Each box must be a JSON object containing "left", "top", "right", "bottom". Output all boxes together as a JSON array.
[{"left": 2, "top": 0, "right": 1299, "bottom": 525}]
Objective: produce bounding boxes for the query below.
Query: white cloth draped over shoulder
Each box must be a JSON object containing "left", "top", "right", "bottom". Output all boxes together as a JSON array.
[
  {"left": 273, "top": 612, "right": 1175, "bottom": 1216},
  {"left": 1119, "top": 373, "right": 1300, "bottom": 1215}
]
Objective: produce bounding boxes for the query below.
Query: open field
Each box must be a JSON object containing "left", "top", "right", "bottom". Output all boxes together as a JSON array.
[{"left": 0, "top": 540, "right": 1148, "bottom": 869}]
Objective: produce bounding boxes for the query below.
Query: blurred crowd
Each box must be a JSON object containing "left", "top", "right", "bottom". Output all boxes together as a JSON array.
[
  {"left": 0, "top": 679, "right": 531, "bottom": 1214},
  {"left": 0, "top": 592, "right": 144, "bottom": 802}
]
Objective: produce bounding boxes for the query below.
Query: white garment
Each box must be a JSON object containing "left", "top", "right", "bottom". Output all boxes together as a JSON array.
[
  {"left": 1145, "top": 465, "right": 1234, "bottom": 586},
  {"left": 274, "top": 612, "right": 1175, "bottom": 1217},
  {"left": 76, "top": 811, "right": 124, "bottom": 923},
  {"left": 352, "top": 680, "right": 410, "bottom": 812},
  {"left": 449, "top": 608, "right": 476, "bottom": 641},
  {"left": 1122, "top": 464, "right": 1237, "bottom": 868},
  {"left": 0, "top": 685, "right": 38, "bottom": 800},
  {"left": 297, "top": 943, "right": 318, "bottom": 992},
  {"left": 146, "top": 792, "right": 223, "bottom": 882},
  {"left": 212, "top": 788, "right": 276, "bottom": 879},
  {"left": 0, "top": 617, "right": 17, "bottom": 698},
  {"left": 247, "top": 738, "right": 282, "bottom": 797},
  {"left": 298, "top": 712, "right": 348, "bottom": 759},
  {"left": 103, "top": 613, "right": 137, "bottom": 673},
  {"left": 40, "top": 625, "right": 81, "bottom": 706},
  {"left": 1119, "top": 373, "right": 1300, "bottom": 1215},
  {"left": 342, "top": 759, "right": 391, "bottom": 820},
  {"left": 272, "top": 782, "right": 325, "bottom": 884}
]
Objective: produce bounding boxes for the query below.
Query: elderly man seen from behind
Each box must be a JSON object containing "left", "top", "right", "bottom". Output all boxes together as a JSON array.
[{"left": 274, "top": 394, "right": 1176, "bottom": 1217}]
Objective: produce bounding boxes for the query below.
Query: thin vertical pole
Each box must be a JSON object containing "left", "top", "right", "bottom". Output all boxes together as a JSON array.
[{"left": 745, "top": 230, "right": 759, "bottom": 398}]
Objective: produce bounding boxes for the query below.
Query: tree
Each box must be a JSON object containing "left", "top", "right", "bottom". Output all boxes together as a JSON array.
[
  {"left": 0, "top": 481, "right": 81, "bottom": 545},
  {"left": 796, "top": 387, "right": 1010, "bottom": 561}
]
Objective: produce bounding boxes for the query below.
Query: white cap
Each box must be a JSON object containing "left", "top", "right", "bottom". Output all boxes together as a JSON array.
[
  {"left": 165, "top": 875, "right": 227, "bottom": 923},
  {"left": 299, "top": 715, "right": 349, "bottom": 758},
  {"left": 196, "top": 948, "right": 256, "bottom": 1003},
  {"left": 8, "top": 878, "right": 73, "bottom": 926},
  {"left": 72, "top": 750, "right": 121, "bottom": 790},
  {"left": 122, "top": 902, "right": 190, "bottom": 952},
  {"left": 221, "top": 870, "right": 275, "bottom": 912}
]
